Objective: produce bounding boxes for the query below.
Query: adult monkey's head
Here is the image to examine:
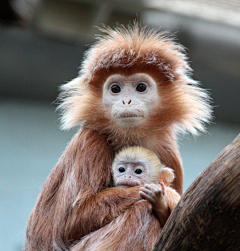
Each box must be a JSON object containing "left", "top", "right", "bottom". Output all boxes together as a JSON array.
[{"left": 58, "top": 24, "right": 211, "bottom": 141}]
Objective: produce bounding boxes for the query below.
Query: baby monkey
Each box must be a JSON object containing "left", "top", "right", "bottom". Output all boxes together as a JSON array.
[{"left": 112, "top": 146, "right": 176, "bottom": 226}]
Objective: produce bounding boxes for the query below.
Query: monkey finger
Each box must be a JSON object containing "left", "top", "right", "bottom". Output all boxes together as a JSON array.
[
  {"left": 139, "top": 190, "right": 155, "bottom": 203},
  {"left": 140, "top": 187, "right": 155, "bottom": 198},
  {"left": 144, "top": 183, "right": 159, "bottom": 192},
  {"left": 144, "top": 184, "right": 163, "bottom": 197},
  {"left": 143, "top": 184, "right": 152, "bottom": 190},
  {"left": 150, "top": 183, "right": 163, "bottom": 191}
]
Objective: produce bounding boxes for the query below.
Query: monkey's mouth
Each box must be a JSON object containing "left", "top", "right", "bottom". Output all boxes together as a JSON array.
[
  {"left": 118, "top": 113, "right": 143, "bottom": 119},
  {"left": 115, "top": 112, "right": 144, "bottom": 127},
  {"left": 116, "top": 181, "right": 140, "bottom": 187}
]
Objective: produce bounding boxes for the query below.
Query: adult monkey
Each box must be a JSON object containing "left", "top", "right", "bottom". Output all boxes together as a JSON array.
[{"left": 25, "top": 24, "right": 211, "bottom": 250}]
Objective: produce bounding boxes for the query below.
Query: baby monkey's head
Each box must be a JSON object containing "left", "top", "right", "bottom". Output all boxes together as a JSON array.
[{"left": 112, "top": 146, "right": 174, "bottom": 187}]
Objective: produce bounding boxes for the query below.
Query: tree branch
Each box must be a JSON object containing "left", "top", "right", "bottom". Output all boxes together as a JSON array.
[{"left": 154, "top": 134, "right": 240, "bottom": 251}]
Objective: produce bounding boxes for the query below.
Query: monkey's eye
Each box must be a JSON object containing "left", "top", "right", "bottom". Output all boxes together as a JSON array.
[
  {"left": 136, "top": 82, "right": 147, "bottom": 92},
  {"left": 118, "top": 167, "right": 125, "bottom": 173},
  {"left": 111, "top": 84, "right": 121, "bottom": 93},
  {"left": 135, "top": 169, "right": 143, "bottom": 174}
]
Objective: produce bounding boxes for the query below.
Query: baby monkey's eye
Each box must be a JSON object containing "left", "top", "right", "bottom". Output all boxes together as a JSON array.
[
  {"left": 135, "top": 169, "right": 143, "bottom": 174},
  {"left": 118, "top": 167, "right": 125, "bottom": 173}
]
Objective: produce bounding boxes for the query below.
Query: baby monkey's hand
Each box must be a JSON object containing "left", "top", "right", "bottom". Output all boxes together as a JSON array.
[
  {"left": 139, "top": 182, "right": 165, "bottom": 204},
  {"left": 139, "top": 182, "right": 170, "bottom": 227}
]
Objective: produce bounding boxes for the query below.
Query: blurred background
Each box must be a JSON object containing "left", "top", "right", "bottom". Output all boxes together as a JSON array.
[{"left": 0, "top": 0, "right": 239, "bottom": 250}]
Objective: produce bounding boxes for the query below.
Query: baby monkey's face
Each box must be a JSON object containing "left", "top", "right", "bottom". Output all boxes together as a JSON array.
[{"left": 112, "top": 161, "right": 149, "bottom": 187}]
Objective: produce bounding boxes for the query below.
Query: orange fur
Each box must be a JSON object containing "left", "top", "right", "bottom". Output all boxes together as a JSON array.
[
  {"left": 25, "top": 24, "right": 211, "bottom": 250},
  {"left": 71, "top": 188, "right": 180, "bottom": 251}
]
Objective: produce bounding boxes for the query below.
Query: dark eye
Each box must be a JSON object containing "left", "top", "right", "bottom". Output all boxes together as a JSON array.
[
  {"left": 118, "top": 167, "right": 125, "bottom": 173},
  {"left": 136, "top": 82, "right": 147, "bottom": 92},
  {"left": 135, "top": 169, "right": 142, "bottom": 174},
  {"left": 111, "top": 84, "right": 121, "bottom": 93}
]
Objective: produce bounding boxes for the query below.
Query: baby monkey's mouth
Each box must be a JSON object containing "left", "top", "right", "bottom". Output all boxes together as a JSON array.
[{"left": 116, "top": 181, "right": 140, "bottom": 187}]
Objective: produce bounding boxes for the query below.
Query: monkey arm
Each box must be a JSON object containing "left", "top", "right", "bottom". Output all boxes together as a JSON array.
[
  {"left": 164, "top": 186, "right": 181, "bottom": 211},
  {"left": 139, "top": 183, "right": 169, "bottom": 227},
  {"left": 139, "top": 183, "right": 180, "bottom": 227},
  {"left": 64, "top": 186, "right": 142, "bottom": 244},
  {"left": 152, "top": 186, "right": 180, "bottom": 227},
  {"left": 153, "top": 186, "right": 180, "bottom": 226},
  {"left": 71, "top": 199, "right": 161, "bottom": 251}
]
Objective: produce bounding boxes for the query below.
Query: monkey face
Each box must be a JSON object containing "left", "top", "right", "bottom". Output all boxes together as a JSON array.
[
  {"left": 102, "top": 73, "right": 159, "bottom": 128},
  {"left": 112, "top": 161, "right": 149, "bottom": 187}
]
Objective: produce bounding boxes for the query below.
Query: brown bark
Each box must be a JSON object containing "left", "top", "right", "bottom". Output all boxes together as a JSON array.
[{"left": 154, "top": 133, "right": 240, "bottom": 251}]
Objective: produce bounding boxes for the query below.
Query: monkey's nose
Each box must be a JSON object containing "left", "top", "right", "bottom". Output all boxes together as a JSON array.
[
  {"left": 124, "top": 175, "right": 132, "bottom": 179},
  {"left": 122, "top": 99, "right": 132, "bottom": 105}
]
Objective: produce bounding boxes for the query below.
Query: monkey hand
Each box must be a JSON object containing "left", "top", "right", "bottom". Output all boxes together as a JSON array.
[
  {"left": 139, "top": 183, "right": 165, "bottom": 205},
  {"left": 139, "top": 183, "right": 170, "bottom": 226}
]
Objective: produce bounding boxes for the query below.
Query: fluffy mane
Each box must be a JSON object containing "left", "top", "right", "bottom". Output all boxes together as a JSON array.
[{"left": 58, "top": 23, "right": 212, "bottom": 136}]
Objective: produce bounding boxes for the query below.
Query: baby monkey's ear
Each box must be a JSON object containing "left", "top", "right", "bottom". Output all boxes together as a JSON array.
[{"left": 159, "top": 167, "right": 175, "bottom": 186}]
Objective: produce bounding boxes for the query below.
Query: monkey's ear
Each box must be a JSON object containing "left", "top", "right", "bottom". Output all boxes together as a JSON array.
[{"left": 159, "top": 167, "right": 175, "bottom": 186}]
